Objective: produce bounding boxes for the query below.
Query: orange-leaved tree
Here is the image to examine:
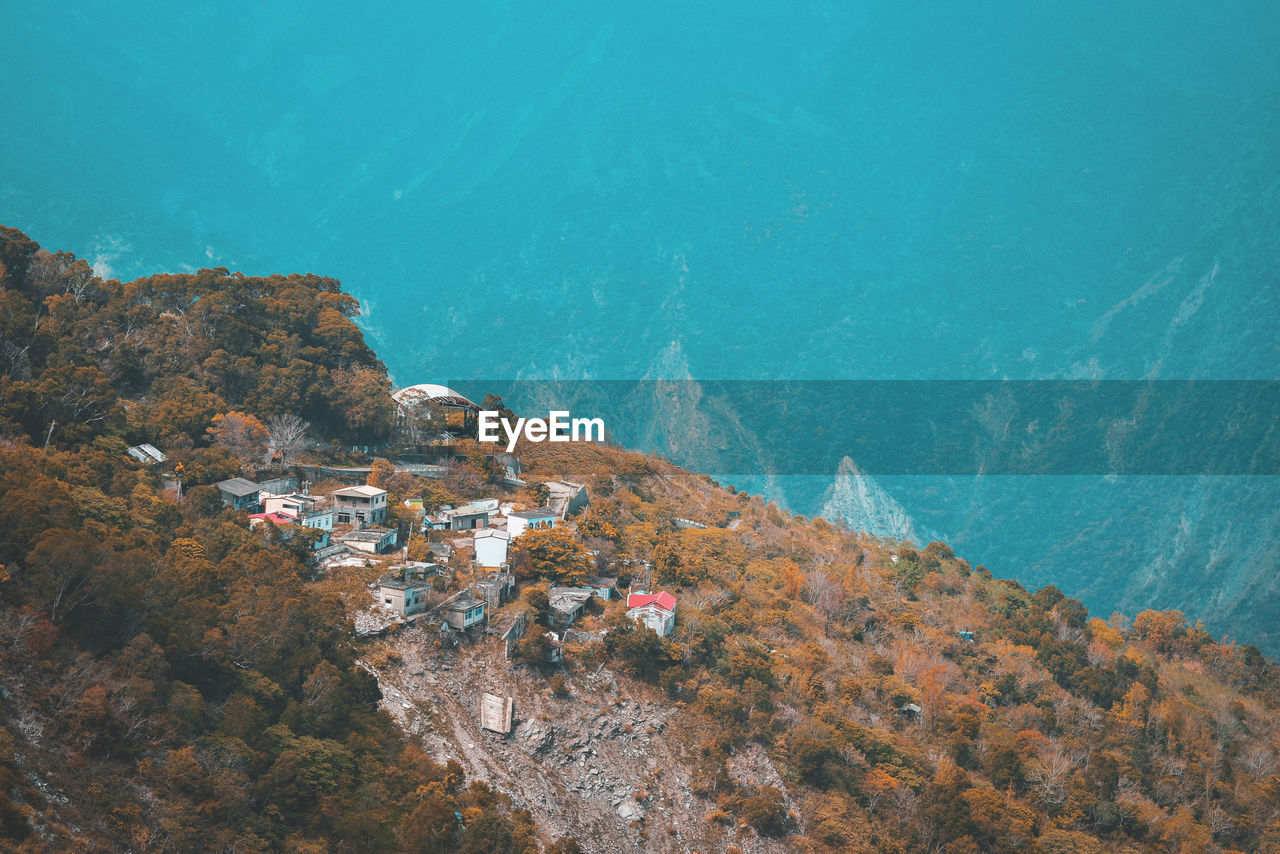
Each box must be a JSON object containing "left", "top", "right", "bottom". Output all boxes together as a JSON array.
[{"left": 511, "top": 526, "right": 595, "bottom": 585}]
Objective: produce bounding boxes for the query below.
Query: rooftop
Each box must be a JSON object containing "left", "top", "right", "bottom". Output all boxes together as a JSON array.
[
  {"left": 445, "top": 591, "right": 483, "bottom": 612},
  {"left": 507, "top": 507, "right": 557, "bottom": 519},
  {"left": 392, "top": 383, "right": 479, "bottom": 407},
  {"left": 377, "top": 563, "right": 446, "bottom": 590},
  {"left": 127, "top": 443, "right": 167, "bottom": 464},
  {"left": 216, "top": 477, "right": 261, "bottom": 496},
  {"left": 332, "top": 484, "right": 387, "bottom": 498},
  {"left": 249, "top": 511, "right": 300, "bottom": 525},
  {"left": 627, "top": 591, "right": 677, "bottom": 612},
  {"left": 268, "top": 491, "right": 324, "bottom": 504},
  {"left": 549, "top": 587, "right": 594, "bottom": 601},
  {"left": 337, "top": 528, "right": 396, "bottom": 543},
  {"left": 442, "top": 503, "right": 488, "bottom": 517}
]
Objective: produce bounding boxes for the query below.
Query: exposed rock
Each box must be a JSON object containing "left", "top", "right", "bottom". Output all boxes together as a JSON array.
[
  {"left": 518, "top": 718, "right": 555, "bottom": 753},
  {"left": 616, "top": 798, "right": 644, "bottom": 822},
  {"left": 821, "top": 455, "right": 927, "bottom": 541}
]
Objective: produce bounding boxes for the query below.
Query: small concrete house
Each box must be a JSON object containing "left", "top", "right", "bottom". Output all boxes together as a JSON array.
[
  {"left": 544, "top": 631, "right": 564, "bottom": 663},
  {"left": 549, "top": 587, "right": 594, "bottom": 627},
  {"left": 248, "top": 511, "right": 332, "bottom": 550},
  {"left": 505, "top": 507, "right": 557, "bottom": 538},
  {"left": 425, "top": 503, "right": 489, "bottom": 531},
  {"left": 336, "top": 528, "right": 397, "bottom": 554},
  {"left": 626, "top": 591, "right": 677, "bottom": 637},
  {"left": 443, "top": 591, "right": 486, "bottom": 630},
  {"left": 331, "top": 484, "right": 388, "bottom": 528},
  {"left": 583, "top": 576, "right": 619, "bottom": 600},
  {"left": 474, "top": 529, "right": 510, "bottom": 568},
  {"left": 216, "top": 477, "right": 262, "bottom": 512},
  {"left": 475, "top": 569, "right": 514, "bottom": 609},
  {"left": 375, "top": 563, "right": 445, "bottom": 616}
]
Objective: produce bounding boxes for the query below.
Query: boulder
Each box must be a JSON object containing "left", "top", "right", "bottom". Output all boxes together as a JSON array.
[{"left": 616, "top": 798, "right": 644, "bottom": 822}]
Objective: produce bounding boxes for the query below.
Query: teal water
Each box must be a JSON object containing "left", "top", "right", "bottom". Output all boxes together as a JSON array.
[
  {"left": 4, "top": 2, "right": 1280, "bottom": 643},
  {"left": 5, "top": 2, "right": 1278, "bottom": 382}
]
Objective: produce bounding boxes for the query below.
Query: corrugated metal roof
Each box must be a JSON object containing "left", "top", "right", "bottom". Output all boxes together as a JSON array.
[{"left": 627, "top": 591, "right": 676, "bottom": 611}]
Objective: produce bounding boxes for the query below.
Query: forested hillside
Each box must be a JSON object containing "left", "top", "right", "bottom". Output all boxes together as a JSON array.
[
  {"left": 1, "top": 227, "right": 1278, "bottom": 853},
  {"left": 452, "top": 441, "right": 1280, "bottom": 853},
  {"left": 0, "top": 228, "right": 551, "bottom": 852},
  {"left": 0, "top": 225, "right": 394, "bottom": 452}
]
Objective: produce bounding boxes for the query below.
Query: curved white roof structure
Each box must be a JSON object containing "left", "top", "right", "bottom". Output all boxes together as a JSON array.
[{"left": 392, "top": 383, "right": 479, "bottom": 409}]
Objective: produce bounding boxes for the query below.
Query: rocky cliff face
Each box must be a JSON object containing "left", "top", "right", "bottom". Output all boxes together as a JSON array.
[
  {"left": 820, "top": 457, "right": 924, "bottom": 543},
  {"left": 365, "top": 623, "right": 795, "bottom": 854}
]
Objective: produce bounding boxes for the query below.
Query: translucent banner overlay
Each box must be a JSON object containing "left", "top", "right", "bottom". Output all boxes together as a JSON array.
[{"left": 444, "top": 380, "right": 1280, "bottom": 476}]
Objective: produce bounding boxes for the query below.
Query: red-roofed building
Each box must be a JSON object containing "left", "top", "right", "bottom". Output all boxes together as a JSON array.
[
  {"left": 626, "top": 590, "right": 677, "bottom": 637},
  {"left": 249, "top": 510, "right": 332, "bottom": 550},
  {"left": 250, "top": 511, "right": 300, "bottom": 526}
]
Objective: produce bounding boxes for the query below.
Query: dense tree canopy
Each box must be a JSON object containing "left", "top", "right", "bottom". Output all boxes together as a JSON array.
[{"left": 0, "top": 227, "right": 394, "bottom": 450}]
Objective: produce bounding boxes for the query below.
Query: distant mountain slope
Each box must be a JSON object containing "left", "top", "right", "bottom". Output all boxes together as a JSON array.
[{"left": 820, "top": 457, "right": 923, "bottom": 543}]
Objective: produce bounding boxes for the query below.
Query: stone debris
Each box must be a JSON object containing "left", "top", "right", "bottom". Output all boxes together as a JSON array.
[
  {"left": 353, "top": 609, "right": 399, "bottom": 637},
  {"left": 359, "top": 622, "right": 762, "bottom": 854},
  {"left": 517, "top": 718, "right": 555, "bottom": 753}
]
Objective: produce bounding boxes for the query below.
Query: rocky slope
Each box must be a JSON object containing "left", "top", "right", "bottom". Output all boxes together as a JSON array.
[{"left": 363, "top": 621, "right": 794, "bottom": 854}]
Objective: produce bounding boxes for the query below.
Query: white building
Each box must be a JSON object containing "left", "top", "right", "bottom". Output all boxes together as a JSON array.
[
  {"left": 505, "top": 507, "right": 557, "bottom": 538},
  {"left": 474, "top": 529, "right": 510, "bottom": 568},
  {"left": 626, "top": 591, "right": 677, "bottom": 637}
]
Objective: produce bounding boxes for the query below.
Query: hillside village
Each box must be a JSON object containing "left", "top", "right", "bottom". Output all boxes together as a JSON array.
[
  {"left": 191, "top": 385, "right": 680, "bottom": 664},
  {"left": 2, "top": 229, "right": 1279, "bottom": 853}
]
